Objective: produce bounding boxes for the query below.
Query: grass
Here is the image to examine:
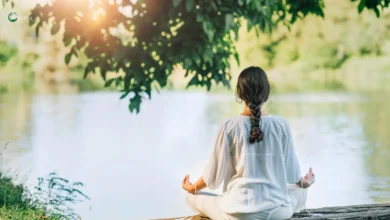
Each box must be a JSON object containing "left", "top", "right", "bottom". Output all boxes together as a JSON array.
[
  {"left": 0, "top": 173, "right": 55, "bottom": 220},
  {"left": 0, "top": 143, "right": 88, "bottom": 220},
  {"left": 0, "top": 171, "right": 89, "bottom": 220},
  {"left": 0, "top": 205, "right": 50, "bottom": 220}
]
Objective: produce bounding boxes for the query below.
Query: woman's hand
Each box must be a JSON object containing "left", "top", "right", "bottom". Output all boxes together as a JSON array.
[
  {"left": 296, "top": 168, "right": 315, "bottom": 188},
  {"left": 182, "top": 174, "right": 195, "bottom": 194},
  {"left": 303, "top": 167, "right": 315, "bottom": 187}
]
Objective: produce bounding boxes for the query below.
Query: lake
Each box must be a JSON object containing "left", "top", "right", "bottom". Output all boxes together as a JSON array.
[{"left": 0, "top": 91, "right": 389, "bottom": 219}]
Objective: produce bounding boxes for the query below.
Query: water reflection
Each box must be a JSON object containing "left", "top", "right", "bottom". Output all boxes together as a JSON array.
[
  {"left": 0, "top": 93, "right": 33, "bottom": 178},
  {"left": 360, "top": 93, "right": 390, "bottom": 202},
  {"left": 0, "top": 91, "right": 389, "bottom": 219}
]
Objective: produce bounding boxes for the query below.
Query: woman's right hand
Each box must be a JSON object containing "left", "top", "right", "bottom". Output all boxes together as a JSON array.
[{"left": 303, "top": 167, "right": 315, "bottom": 187}]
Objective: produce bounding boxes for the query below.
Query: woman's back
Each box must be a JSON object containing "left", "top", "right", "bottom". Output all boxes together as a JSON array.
[
  {"left": 202, "top": 115, "right": 301, "bottom": 214},
  {"left": 183, "top": 66, "right": 314, "bottom": 220}
]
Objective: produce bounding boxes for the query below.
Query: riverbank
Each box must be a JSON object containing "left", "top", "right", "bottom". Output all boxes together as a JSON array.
[
  {"left": 1, "top": 42, "right": 390, "bottom": 96},
  {"left": 1, "top": 46, "right": 390, "bottom": 96}
]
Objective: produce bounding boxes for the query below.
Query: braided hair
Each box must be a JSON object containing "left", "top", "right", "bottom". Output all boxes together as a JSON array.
[{"left": 236, "top": 66, "right": 270, "bottom": 143}]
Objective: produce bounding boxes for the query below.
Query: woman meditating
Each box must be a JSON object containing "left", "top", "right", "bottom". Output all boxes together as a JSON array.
[{"left": 182, "top": 66, "right": 315, "bottom": 220}]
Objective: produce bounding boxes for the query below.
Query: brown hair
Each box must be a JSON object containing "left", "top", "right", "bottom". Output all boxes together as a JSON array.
[{"left": 236, "top": 66, "right": 270, "bottom": 143}]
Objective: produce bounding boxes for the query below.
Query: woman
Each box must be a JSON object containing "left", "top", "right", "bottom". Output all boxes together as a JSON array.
[{"left": 182, "top": 66, "right": 315, "bottom": 220}]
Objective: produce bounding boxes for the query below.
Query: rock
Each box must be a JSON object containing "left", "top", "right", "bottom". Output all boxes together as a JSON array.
[{"left": 153, "top": 203, "right": 390, "bottom": 220}]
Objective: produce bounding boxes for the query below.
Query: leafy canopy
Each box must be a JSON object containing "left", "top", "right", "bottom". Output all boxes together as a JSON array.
[{"left": 3, "top": 0, "right": 389, "bottom": 113}]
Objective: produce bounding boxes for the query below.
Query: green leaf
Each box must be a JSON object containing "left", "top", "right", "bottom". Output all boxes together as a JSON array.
[
  {"left": 129, "top": 94, "right": 142, "bottom": 113},
  {"left": 144, "top": 87, "right": 152, "bottom": 99},
  {"left": 358, "top": 0, "right": 366, "bottom": 13},
  {"left": 373, "top": 7, "right": 380, "bottom": 17},
  {"left": 384, "top": 0, "right": 389, "bottom": 8},
  {"left": 104, "top": 78, "right": 115, "bottom": 87},
  {"left": 29, "top": 16, "right": 36, "bottom": 26},
  {"left": 221, "top": 75, "right": 230, "bottom": 88},
  {"left": 154, "top": 84, "right": 160, "bottom": 94},
  {"left": 225, "top": 13, "right": 234, "bottom": 31},
  {"left": 210, "top": 1, "right": 218, "bottom": 10},
  {"left": 212, "top": 72, "right": 221, "bottom": 83},
  {"left": 115, "top": 59, "right": 123, "bottom": 72},
  {"left": 186, "top": 0, "right": 194, "bottom": 12},
  {"left": 71, "top": 47, "right": 78, "bottom": 57},
  {"left": 291, "top": 15, "right": 297, "bottom": 24},
  {"left": 83, "top": 69, "right": 88, "bottom": 79},
  {"left": 184, "top": 58, "right": 192, "bottom": 68},
  {"left": 35, "top": 20, "right": 42, "bottom": 37},
  {"left": 202, "top": 21, "right": 208, "bottom": 34},
  {"left": 51, "top": 23, "right": 60, "bottom": 35},
  {"left": 84, "top": 65, "right": 91, "bottom": 79},
  {"left": 247, "top": 19, "right": 253, "bottom": 31},
  {"left": 120, "top": 90, "right": 131, "bottom": 99},
  {"left": 196, "top": 14, "right": 204, "bottom": 22},
  {"left": 186, "top": 75, "right": 199, "bottom": 88},
  {"left": 285, "top": 22, "right": 291, "bottom": 32},
  {"left": 202, "top": 21, "right": 214, "bottom": 41},
  {"left": 234, "top": 52, "right": 240, "bottom": 66},
  {"left": 238, "top": 0, "right": 244, "bottom": 6},
  {"left": 64, "top": 38, "right": 72, "bottom": 47},
  {"left": 65, "top": 53, "right": 72, "bottom": 65},
  {"left": 206, "top": 80, "right": 211, "bottom": 91},
  {"left": 100, "top": 63, "right": 107, "bottom": 80},
  {"left": 115, "top": 77, "right": 122, "bottom": 87},
  {"left": 173, "top": 0, "right": 182, "bottom": 7},
  {"left": 254, "top": 26, "right": 260, "bottom": 37}
]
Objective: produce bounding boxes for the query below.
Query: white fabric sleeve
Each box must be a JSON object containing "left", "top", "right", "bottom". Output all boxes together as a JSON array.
[
  {"left": 201, "top": 123, "right": 232, "bottom": 190},
  {"left": 283, "top": 121, "right": 302, "bottom": 184}
]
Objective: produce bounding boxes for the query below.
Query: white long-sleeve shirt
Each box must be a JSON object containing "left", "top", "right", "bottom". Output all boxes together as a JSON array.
[{"left": 202, "top": 115, "right": 301, "bottom": 214}]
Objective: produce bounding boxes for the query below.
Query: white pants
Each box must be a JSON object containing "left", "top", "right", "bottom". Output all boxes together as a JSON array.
[{"left": 185, "top": 185, "right": 308, "bottom": 220}]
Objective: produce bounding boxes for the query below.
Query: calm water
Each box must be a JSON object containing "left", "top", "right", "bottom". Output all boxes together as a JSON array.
[{"left": 0, "top": 91, "right": 389, "bottom": 219}]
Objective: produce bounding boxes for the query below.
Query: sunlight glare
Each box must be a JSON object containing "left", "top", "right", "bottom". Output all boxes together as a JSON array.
[
  {"left": 92, "top": 8, "right": 106, "bottom": 21},
  {"left": 32, "top": 0, "right": 49, "bottom": 4},
  {"left": 119, "top": 5, "right": 132, "bottom": 17}
]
